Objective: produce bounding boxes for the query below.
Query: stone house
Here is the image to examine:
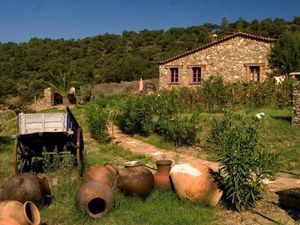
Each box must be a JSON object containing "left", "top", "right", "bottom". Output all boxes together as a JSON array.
[{"left": 158, "top": 32, "right": 276, "bottom": 90}]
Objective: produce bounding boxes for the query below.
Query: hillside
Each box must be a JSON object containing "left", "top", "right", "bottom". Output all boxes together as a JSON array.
[{"left": 0, "top": 17, "right": 300, "bottom": 104}]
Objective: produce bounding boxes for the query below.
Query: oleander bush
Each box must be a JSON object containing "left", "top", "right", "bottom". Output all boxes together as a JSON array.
[
  {"left": 117, "top": 96, "right": 154, "bottom": 136},
  {"left": 157, "top": 113, "right": 200, "bottom": 146},
  {"left": 208, "top": 112, "right": 278, "bottom": 211},
  {"left": 85, "top": 101, "right": 109, "bottom": 143}
]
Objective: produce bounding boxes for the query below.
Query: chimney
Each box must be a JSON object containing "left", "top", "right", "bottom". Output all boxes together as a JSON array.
[{"left": 211, "top": 34, "right": 218, "bottom": 43}]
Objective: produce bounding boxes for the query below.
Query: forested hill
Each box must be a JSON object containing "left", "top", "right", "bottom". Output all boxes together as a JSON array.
[{"left": 1, "top": 17, "right": 300, "bottom": 104}]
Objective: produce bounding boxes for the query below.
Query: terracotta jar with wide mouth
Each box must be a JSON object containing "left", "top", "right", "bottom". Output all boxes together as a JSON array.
[
  {"left": 0, "top": 200, "right": 41, "bottom": 225},
  {"left": 154, "top": 160, "right": 172, "bottom": 190},
  {"left": 75, "top": 181, "right": 115, "bottom": 219},
  {"left": 118, "top": 161, "right": 154, "bottom": 198}
]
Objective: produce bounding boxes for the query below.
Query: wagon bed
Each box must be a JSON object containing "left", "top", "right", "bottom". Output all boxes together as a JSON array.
[{"left": 13, "top": 107, "right": 84, "bottom": 174}]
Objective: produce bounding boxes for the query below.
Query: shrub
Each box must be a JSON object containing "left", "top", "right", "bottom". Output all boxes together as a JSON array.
[
  {"left": 201, "top": 76, "right": 230, "bottom": 112},
  {"left": 117, "top": 96, "right": 153, "bottom": 136},
  {"left": 85, "top": 102, "right": 109, "bottom": 143},
  {"left": 208, "top": 112, "right": 277, "bottom": 211},
  {"left": 157, "top": 113, "right": 200, "bottom": 146}
]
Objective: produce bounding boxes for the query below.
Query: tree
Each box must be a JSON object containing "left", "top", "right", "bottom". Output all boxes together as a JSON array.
[
  {"left": 46, "top": 71, "right": 76, "bottom": 105},
  {"left": 270, "top": 32, "right": 300, "bottom": 74}
]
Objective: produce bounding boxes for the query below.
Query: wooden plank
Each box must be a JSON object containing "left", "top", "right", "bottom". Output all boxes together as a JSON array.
[{"left": 19, "top": 112, "right": 66, "bottom": 134}]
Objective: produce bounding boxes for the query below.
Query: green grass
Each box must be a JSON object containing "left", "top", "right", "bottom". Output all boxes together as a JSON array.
[{"left": 133, "top": 133, "right": 174, "bottom": 151}]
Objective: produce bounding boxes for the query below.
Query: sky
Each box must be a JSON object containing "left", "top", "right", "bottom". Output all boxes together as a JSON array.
[{"left": 0, "top": 0, "right": 299, "bottom": 43}]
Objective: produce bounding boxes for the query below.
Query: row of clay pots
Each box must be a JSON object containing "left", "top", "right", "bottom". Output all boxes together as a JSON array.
[
  {"left": 75, "top": 160, "right": 222, "bottom": 220},
  {"left": 138, "top": 159, "right": 222, "bottom": 207},
  {"left": 0, "top": 173, "right": 51, "bottom": 207},
  {"left": 0, "top": 200, "right": 41, "bottom": 225}
]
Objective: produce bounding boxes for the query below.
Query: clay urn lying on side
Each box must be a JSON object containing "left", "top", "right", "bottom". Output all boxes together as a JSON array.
[
  {"left": 154, "top": 160, "right": 172, "bottom": 190},
  {"left": 0, "top": 200, "right": 40, "bottom": 225},
  {"left": 81, "top": 163, "right": 119, "bottom": 188},
  {"left": 75, "top": 181, "right": 115, "bottom": 219},
  {"left": 75, "top": 163, "right": 118, "bottom": 219},
  {"left": 0, "top": 173, "right": 51, "bottom": 207},
  {"left": 0, "top": 217, "right": 21, "bottom": 225},
  {"left": 118, "top": 161, "right": 154, "bottom": 198},
  {"left": 170, "top": 162, "right": 222, "bottom": 207}
]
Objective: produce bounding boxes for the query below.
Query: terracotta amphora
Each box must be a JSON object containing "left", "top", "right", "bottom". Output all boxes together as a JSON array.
[
  {"left": 75, "top": 181, "right": 115, "bottom": 219},
  {"left": 0, "top": 173, "right": 51, "bottom": 207},
  {"left": 81, "top": 163, "right": 119, "bottom": 188},
  {"left": 0, "top": 201, "right": 40, "bottom": 225},
  {"left": 154, "top": 160, "right": 172, "bottom": 190},
  {"left": 170, "top": 162, "right": 222, "bottom": 207},
  {"left": 118, "top": 161, "right": 154, "bottom": 198},
  {"left": 0, "top": 217, "right": 21, "bottom": 225}
]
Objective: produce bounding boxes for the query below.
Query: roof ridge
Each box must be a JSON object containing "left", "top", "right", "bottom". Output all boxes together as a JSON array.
[{"left": 159, "top": 32, "right": 276, "bottom": 65}]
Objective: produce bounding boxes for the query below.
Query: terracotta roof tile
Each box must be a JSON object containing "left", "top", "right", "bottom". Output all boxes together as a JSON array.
[{"left": 159, "top": 32, "right": 276, "bottom": 65}]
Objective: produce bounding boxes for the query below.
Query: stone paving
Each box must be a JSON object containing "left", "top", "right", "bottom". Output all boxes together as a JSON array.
[{"left": 108, "top": 124, "right": 300, "bottom": 192}]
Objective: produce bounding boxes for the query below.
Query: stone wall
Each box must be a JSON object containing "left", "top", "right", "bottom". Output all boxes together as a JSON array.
[
  {"left": 26, "top": 88, "right": 54, "bottom": 112},
  {"left": 292, "top": 82, "right": 300, "bottom": 126},
  {"left": 159, "top": 36, "right": 273, "bottom": 89},
  {"left": 92, "top": 78, "right": 159, "bottom": 96}
]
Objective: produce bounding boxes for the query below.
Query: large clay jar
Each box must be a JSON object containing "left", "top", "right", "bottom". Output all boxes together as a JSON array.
[
  {"left": 154, "top": 160, "right": 172, "bottom": 190},
  {"left": 81, "top": 164, "right": 119, "bottom": 188},
  {"left": 75, "top": 181, "right": 115, "bottom": 219},
  {"left": 0, "top": 217, "right": 21, "bottom": 225},
  {"left": 0, "top": 200, "right": 40, "bottom": 225},
  {"left": 0, "top": 173, "right": 51, "bottom": 207},
  {"left": 170, "top": 162, "right": 222, "bottom": 207},
  {"left": 118, "top": 161, "right": 154, "bottom": 198}
]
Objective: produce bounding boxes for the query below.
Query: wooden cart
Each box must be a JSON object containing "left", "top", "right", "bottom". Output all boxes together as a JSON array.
[{"left": 13, "top": 107, "right": 84, "bottom": 174}]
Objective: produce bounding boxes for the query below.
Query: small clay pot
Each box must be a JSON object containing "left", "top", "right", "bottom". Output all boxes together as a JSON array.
[
  {"left": 81, "top": 164, "right": 119, "bottom": 188},
  {"left": 75, "top": 181, "right": 115, "bottom": 219},
  {"left": 0, "top": 200, "right": 40, "bottom": 225},
  {"left": 0, "top": 173, "right": 51, "bottom": 207},
  {"left": 118, "top": 161, "right": 154, "bottom": 198},
  {"left": 154, "top": 160, "right": 172, "bottom": 190}
]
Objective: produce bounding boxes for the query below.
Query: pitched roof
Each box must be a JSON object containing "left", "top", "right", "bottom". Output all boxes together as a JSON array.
[{"left": 159, "top": 32, "right": 276, "bottom": 65}]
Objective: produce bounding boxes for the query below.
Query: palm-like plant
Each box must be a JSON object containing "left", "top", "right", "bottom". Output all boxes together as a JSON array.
[{"left": 47, "top": 71, "right": 76, "bottom": 106}]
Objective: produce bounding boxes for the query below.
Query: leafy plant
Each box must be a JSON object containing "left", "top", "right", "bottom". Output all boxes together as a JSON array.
[
  {"left": 208, "top": 112, "right": 277, "bottom": 211},
  {"left": 85, "top": 101, "right": 109, "bottom": 143},
  {"left": 157, "top": 113, "right": 200, "bottom": 146},
  {"left": 201, "top": 75, "right": 230, "bottom": 112},
  {"left": 46, "top": 71, "right": 76, "bottom": 105},
  {"left": 117, "top": 96, "right": 153, "bottom": 136}
]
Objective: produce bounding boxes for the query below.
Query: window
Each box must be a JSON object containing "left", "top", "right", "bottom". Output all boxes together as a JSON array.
[
  {"left": 170, "top": 68, "right": 179, "bottom": 83},
  {"left": 188, "top": 65, "right": 205, "bottom": 84},
  {"left": 249, "top": 66, "right": 260, "bottom": 81},
  {"left": 192, "top": 67, "right": 202, "bottom": 83},
  {"left": 245, "top": 64, "right": 261, "bottom": 82}
]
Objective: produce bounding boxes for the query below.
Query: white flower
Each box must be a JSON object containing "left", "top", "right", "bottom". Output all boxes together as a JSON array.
[{"left": 255, "top": 112, "right": 265, "bottom": 120}]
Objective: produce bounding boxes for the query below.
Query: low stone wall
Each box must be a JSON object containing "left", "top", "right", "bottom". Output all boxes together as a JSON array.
[
  {"left": 92, "top": 78, "right": 158, "bottom": 96},
  {"left": 292, "top": 81, "right": 300, "bottom": 126}
]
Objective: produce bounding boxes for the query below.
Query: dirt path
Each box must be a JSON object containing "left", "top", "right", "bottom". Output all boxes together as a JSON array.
[{"left": 108, "top": 124, "right": 300, "bottom": 225}]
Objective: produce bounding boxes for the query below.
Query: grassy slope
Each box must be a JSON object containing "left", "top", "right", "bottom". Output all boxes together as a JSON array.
[{"left": 0, "top": 106, "right": 215, "bottom": 225}]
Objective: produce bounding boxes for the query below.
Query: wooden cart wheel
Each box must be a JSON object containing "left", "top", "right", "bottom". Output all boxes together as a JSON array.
[
  {"left": 13, "top": 139, "right": 32, "bottom": 175},
  {"left": 76, "top": 127, "right": 83, "bottom": 166}
]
